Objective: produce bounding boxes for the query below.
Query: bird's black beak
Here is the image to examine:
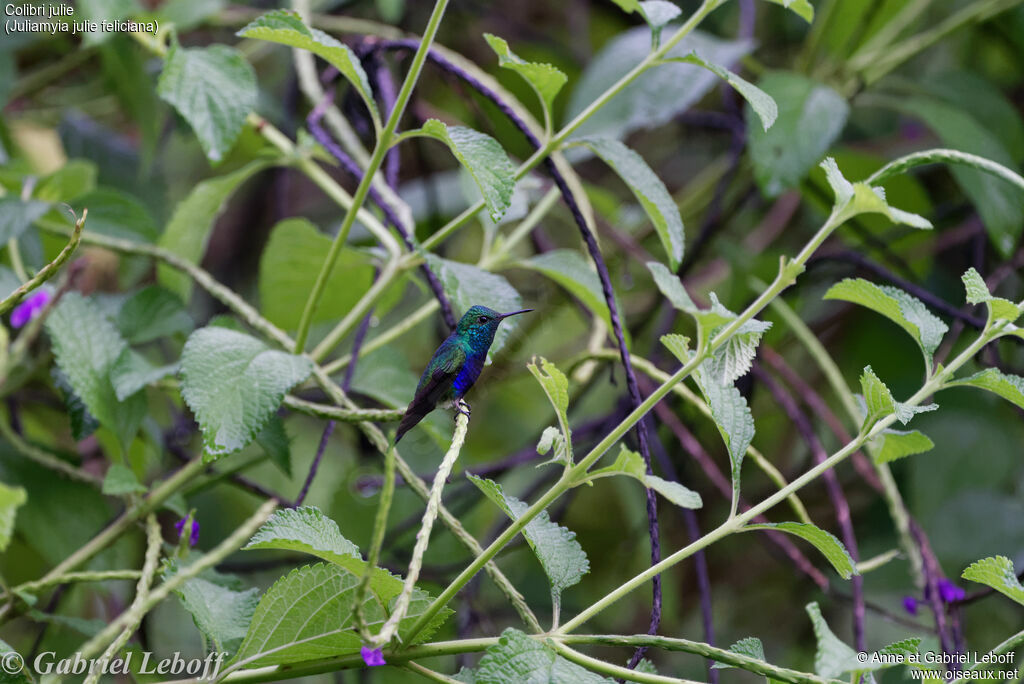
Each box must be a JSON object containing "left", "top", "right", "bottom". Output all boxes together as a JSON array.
[{"left": 498, "top": 308, "right": 533, "bottom": 319}]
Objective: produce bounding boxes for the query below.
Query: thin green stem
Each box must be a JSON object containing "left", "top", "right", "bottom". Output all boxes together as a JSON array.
[
  {"left": 549, "top": 641, "right": 698, "bottom": 684},
  {"left": 0, "top": 411, "right": 102, "bottom": 487},
  {"left": 283, "top": 396, "right": 404, "bottom": 422},
  {"left": 0, "top": 208, "right": 85, "bottom": 317},
  {"left": 865, "top": 148, "right": 1024, "bottom": 193},
  {"left": 354, "top": 441, "right": 397, "bottom": 640},
  {"left": 292, "top": 0, "right": 451, "bottom": 352},
  {"left": 11, "top": 570, "right": 143, "bottom": 597}
]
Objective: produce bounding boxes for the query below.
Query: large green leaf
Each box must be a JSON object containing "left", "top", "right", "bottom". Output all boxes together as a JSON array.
[
  {"left": 566, "top": 28, "right": 752, "bottom": 140},
  {"left": 157, "top": 42, "right": 256, "bottom": 162},
  {"left": 166, "top": 563, "right": 260, "bottom": 655},
  {"left": 258, "top": 218, "right": 375, "bottom": 331},
  {"left": 484, "top": 34, "right": 567, "bottom": 116},
  {"left": 231, "top": 563, "right": 450, "bottom": 668},
  {"left": 805, "top": 602, "right": 862, "bottom": 679},
  {"left": 237, "top": 10, "right": 378, "bottom": 122},
  {"left": 590, "top": 446, "right": 701, "bottom": 509},
  {"left": 157, "top": 160, "right": 269, "bottom": 301},
  {"left": 180, "top": 327, "right": 312, "bottom": 459},
  {"left": 244, "top": 507, "right": 362, "bottom": 573},
  {"left": 0, "top": 481, "right": 27, "bottom": 552},
  {"left": 748, "top": 72, "right": 848, "bottom": 197},
  {"left": 45, "top": 293, "right": 146, "bottom": 452},
  {"left": 572, "top": 137, "right": 685, "bottom": 269},
  {"left": 474, "top": 628, "right": 613, "bottom": 684},
  {"left": 116, "top": 286, "right": 193, "bottom": 344},
  {"left": 469, "top": 475, "right": 589, "bottom": 598},
  {"left": 421, "top": 119, "right": 516, "bottom": 222},
  {"left": 947, "top": 368, "right": 1024, "bottom": 411},
  {"left": 519, "top": 250, "right": 622, "bottom": 343},
  {"left": 825, "top": 279, "right": 947, "bottom": 368},
  {"left": 961, "top": 556, "right": 1024, "bottom": 606},
  {"left": 745, "top": 522, "right": 856, "bottom": 579}
]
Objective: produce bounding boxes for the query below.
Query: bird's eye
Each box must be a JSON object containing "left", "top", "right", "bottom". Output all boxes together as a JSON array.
[{"left": 477, "top": 315, "right": 489, "bottom": 324}]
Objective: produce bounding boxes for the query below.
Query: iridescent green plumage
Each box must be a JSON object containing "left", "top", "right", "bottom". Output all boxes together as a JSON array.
[{"left": 394, "top": 305, "right": 531, "bottom": 443}]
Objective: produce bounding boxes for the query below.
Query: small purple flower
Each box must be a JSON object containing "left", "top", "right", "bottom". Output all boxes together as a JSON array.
[
  {"left": 174, "top": 517, "right": 200, "bottom": 547},
  {"left": 10, "top": 290, "right": 51, "bottom": 328},
  {"left": 360, "top": 646, "right": 385, "bottom": 667},
  {"left": 938, "top": 579, "right": 965, "bottom": 603},
  {"left": 902, "top": 596, "right": 919, "bottom": 615}
]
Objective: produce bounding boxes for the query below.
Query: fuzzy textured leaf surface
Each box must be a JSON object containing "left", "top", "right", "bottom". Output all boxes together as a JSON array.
[
  {"left": 746, "top": 522, "right": 856, "bottom": 579},
  {"left": 527, "top": 357, "right": 572, "bottom": 461},
  {"left": 712, "top": 637, "right": 765, "bottom": 669},
  {"left": 960, "top": 267, "right": 1020, "bottom": 322},
  {"left": 474, "top": 628, "right": 613, "bottom": 684},
  {"left": 422, "top": 119, "right": 515, "bottom": 222},
  {"left": 180, "top": 327, "right": 312, "bottom": 459},
  {"left": 244, "top": 507, "right": 361, "bottom": 570},
  {"left": 961, "top": 556, "right": 1024, "bottom": 606},
  {"left": 573, "top": 137, "right": 685, "bottom": 269},
  {"left": 591, "top": 446, "right": 702, "bottom": 509},
  {"left": 805, "top": 602, "right": 862, "bottom": 678},
  {"left": 693, "top": 361, "right": 754, "bottom": 503},
  {"left": 873, "top": 428, "right": 934, "bottom": 464},
  {"left": 469, "top": 476, "right": 589, "bottom": 596},
  {"left": 484, "top": 34, "right": 567, "bottom": 114},
  {"left": 237, "top": 10, "right": 378, "bottom": 121},
  {"left": 157, "top": 43, "right": 256, "bottom": 162},
  {"left": 674, "top": 52, "right": 777, "bottom": 131},
  {"left": 168, "top": 567, "right": 260, "bottom": 655},
  {"left": 948, "top": 368, "right": 1024, "bottom": 410}
]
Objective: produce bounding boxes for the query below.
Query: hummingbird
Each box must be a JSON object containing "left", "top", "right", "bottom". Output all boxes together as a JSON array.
[{"left": 394, "top": 304, "right": 532, "bottom": 443}]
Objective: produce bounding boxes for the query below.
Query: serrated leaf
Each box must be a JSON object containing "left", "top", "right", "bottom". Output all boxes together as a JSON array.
[
  {"left": 53, "top": 369, "right": 99, "bottom": 441},
  {"left": 101, "top": 464, "right": 147, "bottom": 496},
  {"left": 237, "top": 10, "right": 378, "bottom": 122},
  {"left": 693, "top": 361, "right": 753, "bottom": 503},
  {"left": 647, "top": 261, "right": 697, "bottom": 311},
  {"left": 747, "top": 522, "right": 856, "bottom": 579},
  {"left": 880, "top": 638, "right": 922, "bottom": 658},
  {"left": 860, "top": 366, "right": 895, "bottom": 429},
  {"left": 116, "top": 286, "right": 193, "bottom": 344},
  {"left": 759, "top": 0, "right": 813, "bottom": 21},
  {"left": 109, "top": 349, "right": 177, "bottom": 401},
  {"left": 573, "top": 137, "right": 684, "bottom": 269},
  {"left": 846, "top": 183, "right": 933, "bottom": 229},
  {"left": 825, "top": 279, "right": 948, "bottom": 367},
  {"left": 258, "top": 218, "right": 376, "bottom": 331},
  {"left": 673, "top": 52, "right": 777, "bottom": 131},
  {"left": 708, "top": 318, "right": 771, "bottom": 385},
  {"left": 484, "top": 34, "right": 567, "bottom": 115},
  {"left": 45, "top": 293, "right": 146, "bottom": 452},
  {"left": 469, "top": 476, "right": 588, "bottom": 597},
  {"left": 231, "top": 562, "right": 450, "bottom": 668},
  {"left": 475, "top": 628, "right": 613, "bottom": 684},
  {"left": 158, "top": 160, "right": 270, "bottom": 302},
  {"left": 948, "top": 368, "right": 1024, "bottom": 411},
  {"left": 427, "top": 256, "right": 524, "bottom": 360},
  {"left": 180, "top": 327, "right": 312, "bottom": 459},
  {"left": 592, "top": 446, "right": 702, "bottom": 509},
  {"left": 171, "top": 572, "right": 260, "bottom": 655},
  {"left": 421, "top": 119, "right": 515, "bottom": 222},
  {"left": 521, "top": 250, "right": 620, "bottom": 343},
  {"left": 806, "top": 602, "right": 862, "bottom": 678},
  {"left": 157, "top": 42, "right": 256, "bottom": 162},
  {"left": 0, "top": 196, "right": 50, "bottom": 243},
  {"left": 962, "top": 267, "right": 991, "bottom": 304},
  {"left": 873, "top": 429, "right": 934, "bottom": 464},
  {"left": 748, "top": 73, "right": 848, "bottom": 197},
  {"left": 660, "top": 333, "right": 691, "bottom": 363},
  {"left": 528, "top": 357, "right": 572, "bottom": 461},
  {"left": 961, "top": 556, "right": 1024, "bottom": 606},
  {"left": 893, "top": 401, "right": 938, "bottom": 425},
  {"left": 244, "top": 506, "right": 361, "bottom": 568},
  {"left": 712, "top": 637, "right": 765, "bottom": 669},
  {"left": 0, "top": 481, "right": 27, "bottom": 552}
]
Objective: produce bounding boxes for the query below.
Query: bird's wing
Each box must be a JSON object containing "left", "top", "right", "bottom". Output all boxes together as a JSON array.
[{"left": 409, "top": 337, "right": 466, "bottom": 412}]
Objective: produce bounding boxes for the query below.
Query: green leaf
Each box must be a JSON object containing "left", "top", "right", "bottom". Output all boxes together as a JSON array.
[
  {"left": 591, "top": 446, "right": 702, "bottom": 509},
  {"left": 232, "top": 563, "right": 450, "bottom": 668},
  {"left": 109, "top": 349, "right": 177, "bottom": 401},
  {"left": 860, "top": 366, "right": 895, "bottom": 429},
  {"left": 572, "top": 137, "right": 684, "bottom": 269},
  {"left": 805, "top": 602, "right": 862, "bottom": 678},
  {"left": 566, "top": 28, "right": 752, "bottom": 140},
  {"left": 758, "top": 0, "right": 814, "bottom": 22},
  {"left": 180, "top": 327, "right": 313, "bottom": 459},
  {"left": 170, "top": 571, "right": 260, "bottom": 655},
  {"left": 520, "top": 250, "right": 622, "bottom": 343},
  {"left": 421, "top": 119, "right": 515, "bottom": 222},
  {"left": 660, "top": 333, "right": 691, "bottom": 364},
  {"left": 961, "top": 556, "right": 1024, "bottom": 606},
  {"left": 536, "top": 426, "right": 570, "bottom": 467},
  {"left": 469, "top": 476, "right": 589, "bottom": 597},
  {"left": 45, "top": 293, "right": 146, "bottom": 453},
  {"left": 475, "top": 628, "right": 613, "bottom": 684},
  {"left": 692, "top": 361, "right": 753, "bottom": 503},
  {"left": 873, "top": 428, "right": 934, "bottom": 464},
  {"left": 101, "top": 464, "right": 147, "bottom": 496},
  {"left": 117, "top": 286, "right": 193, "bottom": 344},
  {"left": 948, "top": 368, "right": 1024, "bottom": 411},
  {"left": 76, "top": 0, "right": 140, "bottom": 45},
  {"left": 527, "top": 357, "right": 572, "bottom": 462},
  {"left": 673, "top": 52, "right": 777, "bottom": 131},
  {"left": 708, "top": 318, "right": 771, "bottom": 385},
  {"left": 0, "top": 637, "right": 31, "bottom": 684},
  {"left": 35, "top": 160, "right": 97, "bottom": 202},
  {"left": 825, "top": 279, "right": 948, "bottom": 367},
  {"left": 244, "top": 506, "right": 361, "bottom": 568},
  {"left": 639, "top": 1, "right": 681, "bottom": 46},
  {"left": 0, "top": 481, "right": 27, "bottom": 553},
  {"left": 427, "top": 256, "right": 525, "bottom": 360},
  {"left": 960, "top": 267, "right": 1020, "bottom": 323},
  {"left": 746, "top": 522, "right": 857, "bottom": 579},
  {"left": 157, "top": 160, "right": 269, "bottom": 301},
  {"left": 71, "top": 188, "right": 159, "bottom": 242},
  {"left": 0, "top": 196, "right": 49, "bottom": 243},
  {"left": 157, "top": 42, "right": 256, "bottom": 162},
  {"left": 748, "top": 72, "right": 848, "bottom": 197},
  {"left": 53, "top": 369, "right": 100, "bottom": 441},
  {"left": 256, "top": 417, "right": 291, "bottom": 478},
  {"left": 711, "top": 637, "right": 765, "bottom": 669},
  {"left": 647, "top": 261, "right": 697, "bottom": 311},
  {"left": 258, "top": 218, "right": 375, "bottom": 331},
  {"left": 821, "top": 158, "right": 932, "bottom": 229},
  {"left": 237, "top": 10, "right": 378, "bottom": 123},
  {"left": 483, "top": 34, "right": 567, "bottom": 115}
]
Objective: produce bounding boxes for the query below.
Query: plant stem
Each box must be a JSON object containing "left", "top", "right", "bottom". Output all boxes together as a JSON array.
[
  {"left": 0, "top": 209, "right": 85, "bottom": 317},
  {"left": 354, "top": 440, "right": 397, "bottom": 640},
  {"left": 283, "top": 396, "right": 404, "bottom": 422},
  {"left": 550, "top": 641, "right": 698, "bottom": 684},
  {"left": 292, "top": 0, "right": 451, "bottom": 352}
]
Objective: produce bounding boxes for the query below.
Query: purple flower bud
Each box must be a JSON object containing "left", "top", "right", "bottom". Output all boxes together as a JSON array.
[
  {"left": 902, "top": 596, "right": 919, "bottom": 615},
  {"left": 174, "top": 517, "right": 200, "bottom": 547},
  {"left": 938, "top": 579, "right": 965, "bottom": 603},
  {"left": 10, "top": 290, "right": 51, "bottom": 328},
  {"left": 360, "top": 646, "right": 385, "bottom": 667}
]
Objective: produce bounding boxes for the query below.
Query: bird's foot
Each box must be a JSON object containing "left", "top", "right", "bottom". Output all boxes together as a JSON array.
[{"left": 455, "top": 400, "right": 471, "bottom": 419}]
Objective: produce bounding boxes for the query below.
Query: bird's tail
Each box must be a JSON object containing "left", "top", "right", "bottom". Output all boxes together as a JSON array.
[{"left": 394, "top": 409, "right": 427, "bottom": 444}]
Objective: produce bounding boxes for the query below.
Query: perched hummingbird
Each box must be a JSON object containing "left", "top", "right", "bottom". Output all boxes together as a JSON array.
[{"left": 394, "top": 305, "right": 532, "bottom": 443}]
